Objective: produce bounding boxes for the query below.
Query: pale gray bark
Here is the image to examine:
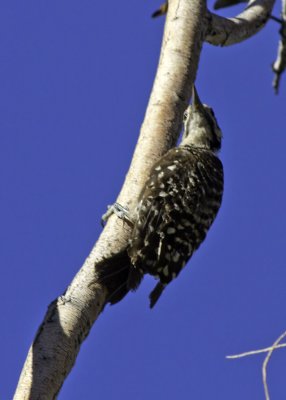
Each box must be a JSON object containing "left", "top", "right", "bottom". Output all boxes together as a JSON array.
[
  {"left": 14, "top": 0, "right": 275, "bottom": 398},
  {"left": 272, "top": 0, "right": 286, "bottom": 92},
  {"left": 207, "top": 0, "right": 275, "bottom": 46}
]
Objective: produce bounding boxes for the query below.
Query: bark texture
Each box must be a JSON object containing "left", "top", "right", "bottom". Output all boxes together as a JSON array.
[
  {"left": 272, "top": 0, "right": 286, "bottom": 92},
  {"left": 207, "top": 0, "right": 275, "bottom": 46}
]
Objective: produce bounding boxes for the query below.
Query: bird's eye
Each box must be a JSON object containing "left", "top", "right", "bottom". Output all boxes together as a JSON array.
[{"left": 183, "top": 111, "right": 188, "bottom": 121}]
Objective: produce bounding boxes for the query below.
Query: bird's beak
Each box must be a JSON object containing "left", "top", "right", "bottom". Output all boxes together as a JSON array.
[{"left": 192, "top": 85, "right": 203, "bottom": 111}]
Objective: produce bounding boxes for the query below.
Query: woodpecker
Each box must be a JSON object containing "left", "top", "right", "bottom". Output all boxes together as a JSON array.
[{"left": 99, "top": 87, "right": 223, "bottom": 308}]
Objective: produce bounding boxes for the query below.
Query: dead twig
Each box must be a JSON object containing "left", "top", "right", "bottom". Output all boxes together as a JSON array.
[{"left": 227, "top": 330, "right": 286, "bottom": 400}]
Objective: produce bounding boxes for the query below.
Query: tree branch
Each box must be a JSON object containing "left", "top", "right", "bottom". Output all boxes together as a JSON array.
[
  {"left": 14, "top": 0, "right": 206, "bottom": 398},
  {"left": 262, "top": 331, "right": 286, "bottom": 400},
  {"left": 272, "top": 0, "right": 286, "bottom": 92},
  {"left": 206, "top": 0, "right": 275, "bottom": 46}
]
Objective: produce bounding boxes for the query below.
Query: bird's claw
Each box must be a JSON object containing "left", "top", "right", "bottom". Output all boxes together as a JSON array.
[{"left": 101, "top": 203, "right": 133, "bottom": 227}]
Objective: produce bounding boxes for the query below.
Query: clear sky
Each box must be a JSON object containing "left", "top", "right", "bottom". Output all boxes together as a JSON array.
[{"left": 1, "top": 1, "right": 286, "bottom": 399}]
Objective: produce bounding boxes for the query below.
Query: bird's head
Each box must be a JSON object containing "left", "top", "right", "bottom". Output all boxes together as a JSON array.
[{"left": 181, "top": 86, "right": 222, "bottom": 153}]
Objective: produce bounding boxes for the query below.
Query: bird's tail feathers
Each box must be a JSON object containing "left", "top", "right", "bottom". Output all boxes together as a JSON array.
[
  {"left": 97, "top": 250, "right": 131, "bottom": 305},
  {"left": 127, "top": 266, "right": 144, "bottom": 292},
  {"left": 149, "top": 282, "right": 166, "bottom": 308}
]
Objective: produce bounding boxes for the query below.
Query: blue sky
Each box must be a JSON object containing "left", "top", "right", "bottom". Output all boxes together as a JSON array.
[{"left": 1, "top": 1, "right": 286, "bottom": 399}]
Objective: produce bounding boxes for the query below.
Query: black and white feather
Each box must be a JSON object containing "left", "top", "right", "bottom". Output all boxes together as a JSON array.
[{"left": 98, "top": 87, "right": 224, "bottom": 308}]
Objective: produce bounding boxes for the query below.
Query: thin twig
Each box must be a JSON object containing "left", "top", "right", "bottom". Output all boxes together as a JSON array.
[
  {"left": 270, "top": 15, "right": 284, "bottom": 24},
  {"left": 226, "top": 343, "right": 286, "bottom": 359},
  {"left": 262, "top": 331, "right": 286, "bottom": 400},
  {"left": 227, "top": 330, "right": 286, "bottom": 400}
]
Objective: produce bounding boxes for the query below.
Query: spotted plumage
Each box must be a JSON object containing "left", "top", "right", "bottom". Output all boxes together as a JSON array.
[
  {"left": 99, "top": 86, "right": 224, "bottom": 308},
  {"left": 128, "top": 145, "right": 223, "bottom": 306}
]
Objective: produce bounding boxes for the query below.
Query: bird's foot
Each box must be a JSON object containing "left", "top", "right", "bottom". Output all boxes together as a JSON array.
[{"left": 101, "top": 202, "right": 134, "bottom": 227}]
